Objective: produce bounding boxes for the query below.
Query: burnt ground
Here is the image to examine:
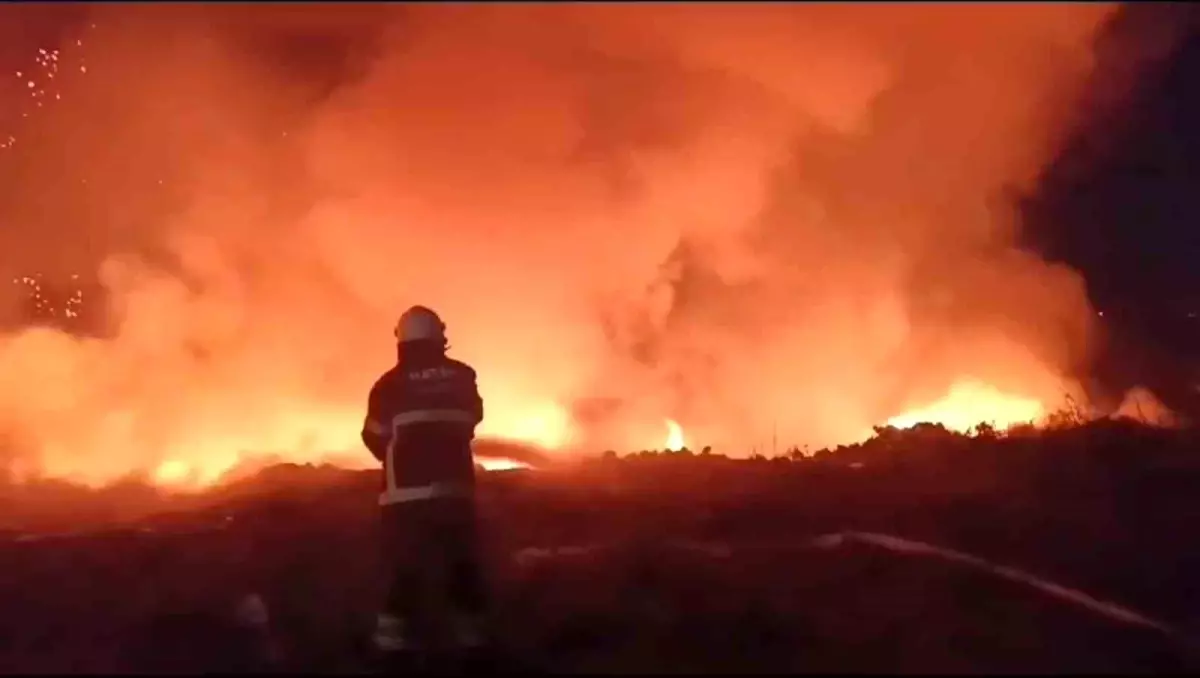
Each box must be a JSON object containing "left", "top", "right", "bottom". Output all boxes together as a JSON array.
[{"left": 1, "top": 419, "right": 1199, "bottom": 673}]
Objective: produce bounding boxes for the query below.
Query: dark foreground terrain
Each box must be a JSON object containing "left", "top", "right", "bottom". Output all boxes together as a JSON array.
[{"left": 2, "top": 419, "right": 1199, "bottom": 673}]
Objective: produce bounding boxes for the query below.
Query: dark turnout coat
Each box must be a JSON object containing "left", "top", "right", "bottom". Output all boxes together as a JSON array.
[
  {"left": 361, "top": 346, "right": 484, "bottom": 505},
  {"left": 362, "top": 343, "right": 490, "bottom": 653}
]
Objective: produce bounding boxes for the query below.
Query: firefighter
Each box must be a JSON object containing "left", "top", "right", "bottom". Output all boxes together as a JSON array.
[{"left": 361, "top": 305, "right": 490, "bottom": 665}]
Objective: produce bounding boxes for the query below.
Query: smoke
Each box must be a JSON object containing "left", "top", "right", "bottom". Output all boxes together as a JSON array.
[{"left": 0, "top": 4, "right": 1143, "bottom": 484}]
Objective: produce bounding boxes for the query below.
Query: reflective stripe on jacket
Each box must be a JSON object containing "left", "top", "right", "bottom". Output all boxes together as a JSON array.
[{"left": 362, "top": 354, "right": 483, "bottom": 506}]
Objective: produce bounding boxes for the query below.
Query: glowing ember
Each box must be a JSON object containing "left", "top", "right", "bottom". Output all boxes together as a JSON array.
[
  {"left": 886, "top": 380, "right": 1046, "bottom": 433},
  {"left": 665, "top": 419, "right": 686, "bottom": 452}
]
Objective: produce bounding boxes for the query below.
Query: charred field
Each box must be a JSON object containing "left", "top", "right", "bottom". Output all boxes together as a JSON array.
[{"left": 2, "top": 419, "right": 1199, "bottom": 674}]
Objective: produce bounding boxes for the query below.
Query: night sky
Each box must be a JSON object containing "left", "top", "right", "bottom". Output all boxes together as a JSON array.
[{"left": 1023, "top": 4, "right": 1200, "bottom": 418}]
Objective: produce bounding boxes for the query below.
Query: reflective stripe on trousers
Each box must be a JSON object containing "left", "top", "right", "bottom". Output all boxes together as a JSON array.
[
  {"left": 372, "top": 612, "right": 484, "bottom": 652},
  {"left": 394, "top": 408, "right": 479, "bottom": 427},
  {"left": 373, "top": 613, "right": 409, "bottom": 652},
  {"left": 379, "top": 481, "right": 470, "bottom": 506}
]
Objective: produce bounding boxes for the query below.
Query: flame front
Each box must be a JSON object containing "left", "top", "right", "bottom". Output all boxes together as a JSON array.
[
  {"left": 7, "top": 374, "right": 1076, "bottom": 492},
  {"left": 665, "top": 419, "right": 686, "bottom": 452},
  {"left": 886, "top": 380, "right": 1047, "bottom": 433}
]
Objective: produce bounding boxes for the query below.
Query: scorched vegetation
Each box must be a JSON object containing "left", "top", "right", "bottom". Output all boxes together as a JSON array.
[{"left": 1, "top": 417, "right": 1198, "bottom": 673}]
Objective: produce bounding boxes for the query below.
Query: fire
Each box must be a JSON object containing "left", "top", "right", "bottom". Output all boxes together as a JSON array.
[
  {"left": 152, "top": 459, "right": 195, "bottom": 486},
  {"left": 885, "top": 380, "right": 1047, "bottom": 433},
  {"left": 83, "top": 403, "right": 558, "bottom": 492},
  {"left": 148, "top": 453, "right": 532, "bottom": 492},
  {"left": 0, "top": 4, "right": 1129, "bottom": 492},
  {"left": 477, "top": 400, "right": 572, "bottom": 451},
  {"left": 29, "top": 379, "right": 1058, "bottom": 494},
  {"left": 477, "top": 457, "right": 531, "bottom": 472},
  {"left": 665, "top": 419, "right": 686, "bottom": 452}
]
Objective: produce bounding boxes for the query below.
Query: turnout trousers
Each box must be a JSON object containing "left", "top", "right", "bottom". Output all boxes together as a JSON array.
[{"left": 374, "top": 495, "right": 490, "bottom": 655}]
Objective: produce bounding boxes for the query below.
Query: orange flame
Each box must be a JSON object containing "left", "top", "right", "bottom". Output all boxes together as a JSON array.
[
  {"left": 127, "top": 408, "right": 554, "bottom": 492},
  {"left": 665, "top": 419, "right": 686, "bottom": 451},
  {"left": 885, "top": 380, "right": 1047, "bottom": 433},
  {"left": 477, "top": 456, "right": 532, "bottom": 472}
]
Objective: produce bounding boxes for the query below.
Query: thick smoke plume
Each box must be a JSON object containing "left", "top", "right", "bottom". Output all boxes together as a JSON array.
[{"left": 0, "top": 4, "right": 1147, "bottom": 486}]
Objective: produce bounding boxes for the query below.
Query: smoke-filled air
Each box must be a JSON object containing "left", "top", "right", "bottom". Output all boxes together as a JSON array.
[{"left": 0, "top": 3, "right": 1166, "bottom": 489}]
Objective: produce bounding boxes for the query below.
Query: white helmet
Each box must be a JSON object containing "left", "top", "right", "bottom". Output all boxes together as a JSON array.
[{"left": 394, "top": 305, "right": 447, "bottom": 344}]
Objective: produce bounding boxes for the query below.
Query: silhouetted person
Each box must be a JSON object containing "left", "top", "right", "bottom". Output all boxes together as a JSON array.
[{"left": 361, "top": 305, "right": 490, "bottom": 668}]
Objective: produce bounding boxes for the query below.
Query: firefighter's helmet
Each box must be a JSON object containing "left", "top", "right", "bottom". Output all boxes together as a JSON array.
[{"left": 394, "top": 305, "right": 447, "bottom": 345}]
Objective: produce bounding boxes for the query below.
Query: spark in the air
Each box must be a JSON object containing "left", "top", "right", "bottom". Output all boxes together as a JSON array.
[{"left": 2, "top": 25, "right": 91, "bottom": 150}]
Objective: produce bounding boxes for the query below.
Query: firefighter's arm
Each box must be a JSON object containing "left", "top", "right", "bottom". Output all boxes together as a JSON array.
[
  {"left": 464, "top": 365, "right": 484, "bottom": 425},
  {"left": 361, "top": 381, "right": 390, "bottom": 462}
]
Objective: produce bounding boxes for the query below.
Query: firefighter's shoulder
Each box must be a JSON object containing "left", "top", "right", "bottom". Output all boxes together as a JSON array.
[
  {"left": 443, "top": 357, "right": 478, "bottom": 381},
  {"left": 369, "top": 366, "right": 408, "bottom": 398},
  {"left": 375, "top": 365, "right": 408, "bottom": 386}
]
